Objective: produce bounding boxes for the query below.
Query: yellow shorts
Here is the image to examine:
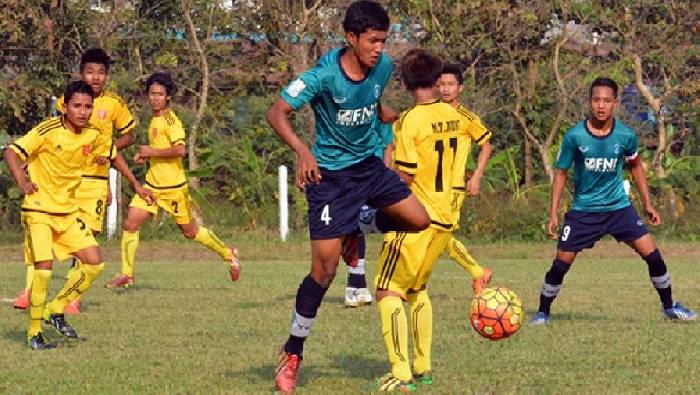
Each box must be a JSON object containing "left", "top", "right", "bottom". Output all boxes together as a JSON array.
[
  {"left": 75, "top": 177, "right": 109, "bottom": 233},
  {"left": 375, "top": 227, "right": 452, "bottom": 297},
  {"left": 129, "top": 185, "right": 193, "bottom": 225},
  {"left": 22, "top": 210, "right": 98, "bottom": 263}
]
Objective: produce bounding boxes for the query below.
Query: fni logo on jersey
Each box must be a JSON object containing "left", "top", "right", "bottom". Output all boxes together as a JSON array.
[
  {"left": 336, "top": 103, "right": 377, "bottom": 126},
  {"left": 584, "top": 157, "right": 618, "bottom": 172}
]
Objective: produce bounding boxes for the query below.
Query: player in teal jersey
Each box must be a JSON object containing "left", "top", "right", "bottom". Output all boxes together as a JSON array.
[
  {"left": 267, "top": 2, "right": 430, "bottom": 392},
  {"left": 530, "top": 77, "right": 696, "bottom": 325}
]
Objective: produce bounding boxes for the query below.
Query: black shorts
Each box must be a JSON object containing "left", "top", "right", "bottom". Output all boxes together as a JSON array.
[
  {"left": 306, "top": 156, "right": 411, "bottom": 240},
  {"left": 557, "top": 205, "right": 649, "bottom": 252}
]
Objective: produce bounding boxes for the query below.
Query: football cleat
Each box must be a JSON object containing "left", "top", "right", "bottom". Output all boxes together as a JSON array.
[
  {"left": 345, "top": 287, "right": 359, "bottom": 308},
  {"left": 356, "top": 288, "right": 373, "bottom": 306},
  {"left": 663, "top": 302, "right": 697, "bottom": 322},
  {"left": 413, "top": 371, "right": 433, "bottom": 385},
  {"left": 105, "top": 273, "right": 134, "bottom": 289},
  {"left": 529, "top": 311, "right": 551, "bottom": 325},
  {"left": 275, "top": 348, "right": 300, "bottom": 394},
  {"left": 64, "top": 299, "right": 81, "bottom": 315},
  {"left": 375, "top": 373, "right": 416, "bottom": 392},
  {"left": 28, "top": 332, "right": 57, "bottom": 350},
  {"left": 13, "top": 288, "right": 30, "bottom": 310},
  {"left": 228, "top": 247, "right": 241, "bottom": 282},
  {"left": 341, "top": 233, "right": 360, "bottom": 267},
  {"left": 45, "top": 313, "right": 78, "bottom": 338},
  {"left": 472, "top": 267, "right": 493, "bottom": 296}
]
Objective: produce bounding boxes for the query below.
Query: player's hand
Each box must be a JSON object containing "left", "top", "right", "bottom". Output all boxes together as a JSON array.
[
  {"left": 467, "top": 175, "right": 482, "bottom": 196},
  {"left": 135, "top": 185, "right": 156, "bottom": 205},
  {"left": 133, "top": 153, "right": 147, "bottom": 165},
  {"left": 547, "top": 216, "right": 559, "bottom": 240},
  {"left": 106, "top": 188, "right": 113, "bottom": 206},
  {"left": 19, "top": 180, "right": 38, "bottom": 195},
  {"left": 645, "top": 204, "right": 661, "bottom": 226},
  {"left": 295, "top": 148, "right": 321, "bottom": 191},
  {"left": 137, "top": 145, "right": 153, "bottom": 159},
  {"left": 379, "top": 105, "right": 399, "bottom": 123},
  {"left": 94, "top": 156, "right": 110, "bottom": 165}
]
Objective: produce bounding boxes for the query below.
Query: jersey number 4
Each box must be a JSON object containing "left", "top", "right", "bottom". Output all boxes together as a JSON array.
[
  {"left": 434, "top": 137, "right": 457, "bottom": 192},
  {"left": 321, "top": 204, "right": 332, "bottom": 225}
]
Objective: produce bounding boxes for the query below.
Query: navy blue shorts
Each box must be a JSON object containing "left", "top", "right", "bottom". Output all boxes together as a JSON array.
[
  {"left": 306, "top": 156, "right": 411, "bottom": 240},
  {"left": 557, "top": 205, "right": 649, "bottom": 252}
]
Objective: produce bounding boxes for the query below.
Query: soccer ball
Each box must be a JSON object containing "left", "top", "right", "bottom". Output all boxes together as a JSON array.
[{"left": 470, "top": 287, "right": 523, "bottom": 341}]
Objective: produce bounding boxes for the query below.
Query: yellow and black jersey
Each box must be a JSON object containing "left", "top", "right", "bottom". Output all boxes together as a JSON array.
[
  {"left": 450, "top": 103, "right": 492, "bottom": 224},
  {"left": 393, "top": 100, "right": 483, "bottom": 229},
  {"left": 144, "top": 109, "right": 187, "bottom": 189},
  {"left": 9, "top": 116, "right": 116, "bottom": 214},
  {"left": 58, "top": 90, "right": 135, "bottom": 178}
]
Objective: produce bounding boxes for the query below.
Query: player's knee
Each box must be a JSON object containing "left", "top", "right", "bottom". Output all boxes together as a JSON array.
[
  {"left": 408, "top": 214, "right": 431, "bottom": 231},
  {"left": 123, "top": 219, "right": 139, "bottom": 232},
  {"left": 182, "top": 228, "right": 198, "bottom": 239}
]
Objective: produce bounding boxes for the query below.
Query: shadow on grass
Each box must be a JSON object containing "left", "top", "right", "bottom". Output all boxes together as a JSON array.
[
  {"left": 232, "top": 363, "right": 334, "bottom": 390},
  {"left": 3, "top": 329, "right": 84, "bottom": 349},
  {"left": 331, "top": 353, "right": 386, "bottom": 378},
  {"left": 524, "top": 309, "right": 607, "bottom": 322}
]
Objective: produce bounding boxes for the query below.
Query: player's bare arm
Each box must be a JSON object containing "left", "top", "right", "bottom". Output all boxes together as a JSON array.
[
  {"left": 4, "top": 149, "right": 38, "bottom": 194},
  {"left": 266, "top": 97, "right": 320, "bottom": 189},
  {"left": 467, "top": 140, "right": 493, "bottom": 196},
  {"left": 547, "top": 169, "right": 567, "bottom": 239},
  {"left": 115, "top": 132, "right": 136, "bottom": 150},
  {"left": 134, "top": 144, "right": 185, "bottom": 164},
  {"left": 628, "top": 157, "right": 661, "bottom": 226},
  {"left": 111, "top": 153, "right": 155, "bottom": 205}
]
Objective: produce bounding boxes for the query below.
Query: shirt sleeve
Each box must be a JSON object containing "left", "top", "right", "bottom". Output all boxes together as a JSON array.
[
  {"left": 10, "top": 126, "right": 47, "bottom": 161},
  {"left": 624, "top": 132, "right": 639, "bottom": 161},
  {"left": 393, "top": 112, "right": 419, "bottom": 175},
  {"left": 56, "top": 96, "right": 65, "bottom": 115},
  {"left": 168, "top": 119, "right": 186, "bottom": 146},
  {"left": 555, "top": 132, "right": 576, "bottom": 170},
  {"left": 461, "top": 110, "right": 491, "bottom": 146},
  {"left": 279, "top": 67, "right": 322, "bottom": 111},
  {"left": 379, "top": 121, "right": 394, "bottom": 147},
  {"left": 113, "top": 99, "right": 136, "bottom": 135}
]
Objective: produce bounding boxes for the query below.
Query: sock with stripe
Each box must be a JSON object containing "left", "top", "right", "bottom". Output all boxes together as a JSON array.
[
  {"left": 47, "top": 263, "right": 104, "bottom": 315},
  {"left": 25, "top": 264, "right": 35, "bottom": 291},
  {"left": 121, "top": 230, "right": 139, "bottom": 277},
  {"left": 285, "top": 275, "right": 328, "bottom": 357},
  {"left": 193, "top": 227, "right": 232, "bottom": 260},
  {"left": 446, "top": 237, "right": 484, "bottom": 279},
  {"left": 538, "top": 259, "right": 571, "bottom": 315},
  {"left": 378, "top": 296, "right": 412, "bottom": 381},
  {"left": 644, "top": 249, "right": 673, "bottom": 309},
  {"left": 28, "top": 268, "right": 52, "bottom": 338},
  {"left": 347, "top": 235, "right": 367, "bottom": 288},
  {"left": 408, "top": 290, "right": 433, "bottom": 376}
]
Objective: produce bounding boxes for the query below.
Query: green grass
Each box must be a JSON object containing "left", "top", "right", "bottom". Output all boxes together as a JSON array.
[{"left": 0, "top": 238, "right": 698, "bottom": 393}]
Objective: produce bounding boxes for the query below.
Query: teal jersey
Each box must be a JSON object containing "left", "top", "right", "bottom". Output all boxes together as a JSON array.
[
  {"left": 280, "top": 47, "right": 394, "bottom": 170},
  {"left": 556, "top": 118, "right": 639, "bottom": 212},
  {"left": 373, "top": 120, "right": 393, "bottom": 159}
]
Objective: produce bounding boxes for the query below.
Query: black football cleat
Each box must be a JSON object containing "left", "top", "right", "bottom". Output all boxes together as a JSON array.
[
  {"left": 28, "top": 332, "right": 57, "bottom": 350},
  {"left": 45, "top": 313, "right": 78, "bottom": 338}
]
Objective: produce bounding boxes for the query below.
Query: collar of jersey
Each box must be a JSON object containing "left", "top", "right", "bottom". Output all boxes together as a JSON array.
[
  {"left": 584, "top": 117, "right": 616, "bottom": 140},
  {"left": 336, "top": 47, "right": 376, "bottom": 85},
  {"left": 416, "top": 99, "right": 440, "bottom": 106}
]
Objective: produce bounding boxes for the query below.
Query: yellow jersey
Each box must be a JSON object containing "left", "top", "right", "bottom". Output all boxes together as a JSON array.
[
  {"left": 9, "top": 116, "right": 115, "bottom": 214},
  {"left": 450, "top": 103, "right": 492, "bottom": 225},
  {"left": 144, "top": 109, "right": 187, "bottom": 189},
  {"left": 57, "top": 90, "right": 135, "bottom": 178},
  {"left": 394, "top": 100, "right": 487, "bottom": 229}
]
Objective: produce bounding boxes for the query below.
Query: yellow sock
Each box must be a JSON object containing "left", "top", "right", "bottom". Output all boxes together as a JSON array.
[
  {"left": 378, "top": 296, "right": 412, "bottom": 381},
  {"left": 194, "top": 227, "right": 231, "bottom": 260},
  {"left": 48, "top": 263, "right": 104, "bottom": 315},
  {"left": 408, "top": 290, "right": 433, "bottom": 375},
  {"left": 447, "top": 237, "right": 484, "bottom": 279},
  {"left": 25, "top": 265, "right": 35, "bottom": 291},
  {"left": 121, "top": 231, "right": 139, "bottom": 277},
  {"left": 28, "top": 269, "right": 52, "bottom": 338}
]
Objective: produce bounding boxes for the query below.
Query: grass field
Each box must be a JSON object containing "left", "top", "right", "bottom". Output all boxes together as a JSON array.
[{"left": 1, "top": 236, "right": 698, "bottom": 393}]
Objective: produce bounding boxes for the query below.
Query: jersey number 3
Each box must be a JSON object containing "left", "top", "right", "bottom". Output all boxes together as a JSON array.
[{"left": 434, "top": 137, "right": 457, "bottom": 192}]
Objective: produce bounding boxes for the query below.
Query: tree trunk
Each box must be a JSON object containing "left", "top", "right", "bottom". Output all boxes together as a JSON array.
[
  {"left": 633, "top": 55, "right": 666, "bottom": 177},
  {"left": 182, "top": 2, "right": 209, "bottom": 190},
  {"left": 523, "top": 137, "right": 533, "bottom": 187}
]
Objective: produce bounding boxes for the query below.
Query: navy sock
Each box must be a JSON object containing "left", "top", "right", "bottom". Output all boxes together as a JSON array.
[
  {"left": 644, "top": 249, "right": 673, "bottom": 309},
  {"left": 285, "top": 275, "right": 329, "bottom": 357},
  {"left": 538, "top": 259, "right": 571, "bottom": 315},
  {"left": 347, "top": 273, "right": 367, "bottom": 288}
]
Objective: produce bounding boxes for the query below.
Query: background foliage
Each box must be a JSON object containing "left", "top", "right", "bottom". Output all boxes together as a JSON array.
[{"left": 0, "top": 0, "right": 697, "bottom": 241}]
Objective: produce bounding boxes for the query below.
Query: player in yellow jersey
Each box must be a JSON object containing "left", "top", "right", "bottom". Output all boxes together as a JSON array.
[
  {"left": 436, "top": 63, "right": 494, "bottom": 295},
  {"left": 105, "top": 72, "right": 240, "bottom": 289},
  {"left": 12, "top": 48, "right": 137, "bottom": 314},
  {"left": 373, "top": 49, "right": 474, "bottom": 391},
  {"left": 5, "top": 81, "right": 153, "bottom": 349}
]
